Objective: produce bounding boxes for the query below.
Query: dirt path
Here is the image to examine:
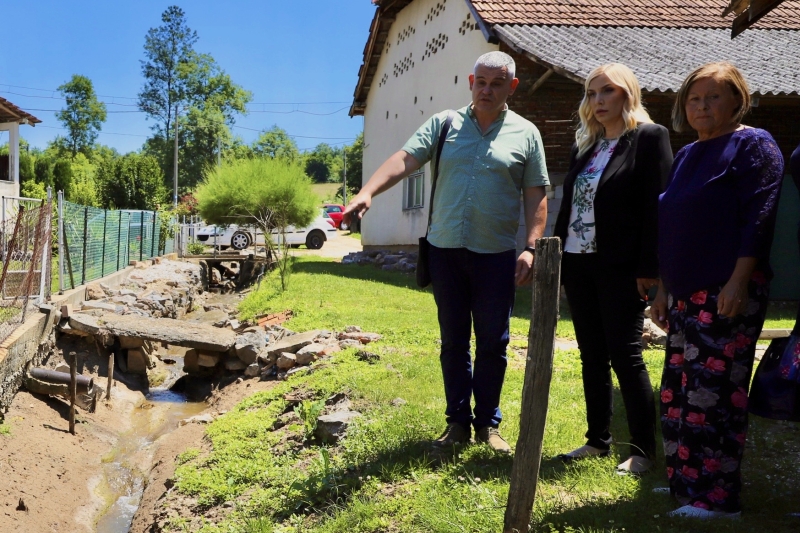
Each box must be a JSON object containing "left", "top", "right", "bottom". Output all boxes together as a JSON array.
[{"left": 0, "top": 365, "right": 141, "bottom": 533}]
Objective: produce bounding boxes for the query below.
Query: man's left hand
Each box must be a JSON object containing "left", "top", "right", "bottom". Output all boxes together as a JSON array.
[{"left": 515, "top": 250, "right": 534, "bottom": 286}]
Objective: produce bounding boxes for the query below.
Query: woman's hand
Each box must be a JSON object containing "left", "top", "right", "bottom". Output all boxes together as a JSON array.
[
  {"left": 717, "top": 278, "right": 748, "bottom": 318},
  {"left": 650, "top": 281, "right": 669, "bottom": 331},
  {"left": 716, "top": 257, "right": 757, "bottom": 318},
  {"left": 636, "top": 278, "right": 659, "bottom": 300}
]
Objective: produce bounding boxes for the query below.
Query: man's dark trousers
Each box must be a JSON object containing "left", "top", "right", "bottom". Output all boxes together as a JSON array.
[{"left": 429, "top": 244, "right": 517, "bottom": 430}]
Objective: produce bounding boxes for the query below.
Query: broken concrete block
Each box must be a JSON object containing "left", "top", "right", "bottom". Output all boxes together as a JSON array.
[
  {"left": 314, "top": 411, "right": 362, "bottom": 444},
  {"left": 319, "top": 344, "right": 342, "bottom": 357},
  {"left": 85, "top": 283, "right": 106, "bottom": 301},
  {"left": 295, "top": 351, "right": 316, "bottom": 366},
  {"left": 262, "top": 330, "right": 323, "bottom": 358},
  {"left": 81, "top": 301, "right": 118, "bottom": 312},
  {"left": 234, "top": 331, "right": 267, "bottom": 364},
  {"left": 338, "top": 332, "right": 382, "bottom": 344},
  {"left": 184, "top": 349, "right": 200, "bottom": 374},
  {"left": 119, "top": 336, "right": 144, "bottom": 349},
  {"left": 197, "top": 352, "right": 220, "bottom": 367},
  {"left": 60, "top": 304, "right": 74, "bottom": 319},
  {"left": 127, "top": 348, "right": 149, "bottom": 374},
  {"left": 244, "top": 363, "right": 261, "bottom": 377},
  {"left": 276, "top": 352, "right": 297, "bottom": 370}
]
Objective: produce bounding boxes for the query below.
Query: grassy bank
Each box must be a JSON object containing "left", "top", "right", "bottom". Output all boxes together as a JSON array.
[{"left": 169, "top": 257, "right": 800, "bottom": 533}]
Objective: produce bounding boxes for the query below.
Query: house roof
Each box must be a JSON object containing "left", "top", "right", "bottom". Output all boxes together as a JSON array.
[
  {"left": 471, "top": 0, "right": 800, "bottom": 29},
  {"left": 350, "top": 0, "right": 800, "bottom": 115},
  {"left": 0, "top": 97, "right": 41, "bottom": 125},
  {"left": 497, "top": 24, "right": 800, "bottom": 95}
]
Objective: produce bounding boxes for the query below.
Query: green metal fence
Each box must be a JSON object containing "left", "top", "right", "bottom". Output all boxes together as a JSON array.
[{"left": 59, "top": 196, "right": 175, "bottom": 291}]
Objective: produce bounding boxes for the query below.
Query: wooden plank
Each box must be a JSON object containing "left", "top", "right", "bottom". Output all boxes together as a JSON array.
[{"left": 504, "top": 237, "right": 562, "bottom": 533}]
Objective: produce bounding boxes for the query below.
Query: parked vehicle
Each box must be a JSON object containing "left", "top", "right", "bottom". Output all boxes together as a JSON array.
[
  {"left": 195, "top": 211, "right": 338, "bottom": 251},
  {"left": 323, "top": 203, "right": 349, "bottom": 230}
]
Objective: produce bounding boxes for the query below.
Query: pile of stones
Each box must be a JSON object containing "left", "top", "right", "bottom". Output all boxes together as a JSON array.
[
  {"left": 82, "top": 259, "right": 203, "bottom": 319},
  {"left": 341, "top": 249, "right": 417, "bottom": 273},
  {"left": 214, "top": 325, "right": 382, "bottom": 381}
]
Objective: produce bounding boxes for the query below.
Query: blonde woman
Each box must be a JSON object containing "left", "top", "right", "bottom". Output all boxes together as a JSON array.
[{"left": 554, "top": 63, "right": 673, "bottom": 473}]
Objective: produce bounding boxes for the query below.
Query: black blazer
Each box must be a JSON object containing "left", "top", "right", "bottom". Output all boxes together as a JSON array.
[{"left": 554, "top": 122, "right": 673, "bottom": 278}]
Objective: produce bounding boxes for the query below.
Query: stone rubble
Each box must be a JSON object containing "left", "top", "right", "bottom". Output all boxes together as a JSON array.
[{"left": 341, "top": 250, "right": 417, "bottom": 273}]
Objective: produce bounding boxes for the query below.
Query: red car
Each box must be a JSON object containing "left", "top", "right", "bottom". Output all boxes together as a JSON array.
[{"left": 323, "top": 204, "right": 350, "bottom": 230}]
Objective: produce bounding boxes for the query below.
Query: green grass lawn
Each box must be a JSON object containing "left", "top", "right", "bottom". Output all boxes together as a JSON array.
[
  {"left": 312, "top": 183, "right": 344, "bottom": 204},
  {"left": 170, "top": 257, "right": 800, "bottom": 532}
]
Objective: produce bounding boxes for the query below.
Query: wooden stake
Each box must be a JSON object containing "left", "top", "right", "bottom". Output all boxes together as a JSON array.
[
  {"left": 69, "top": 351, "right": 77, "bottom": 435},
  {"left": 106, "top": 350, "right": 114, "bottom": 402},
  {"left": 503, "top": 237, "right": 562, "bottom": 533}
]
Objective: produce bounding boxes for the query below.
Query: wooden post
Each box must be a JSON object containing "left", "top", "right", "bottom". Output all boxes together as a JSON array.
[
  {"left": 106, "top": 350, "right": 114, "bottom": 402},
  {"left": 69, "top": 351, "right": 77, "bottom": 435},
  {"left": 503, "top": 237, "right": 561, "bottom": 533}
]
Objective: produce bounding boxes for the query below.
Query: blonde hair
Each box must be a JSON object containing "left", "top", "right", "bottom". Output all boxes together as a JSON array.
[
  {"left": 672, "top": 62, "right": 751, "bottom": 133},
  {"left": 576, "top": 63, "right": 653, "bottom": 156}
]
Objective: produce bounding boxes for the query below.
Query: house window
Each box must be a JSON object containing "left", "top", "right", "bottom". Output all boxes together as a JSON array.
[{"left": 403, "top": 169, "right": 425, "bottom": 210}]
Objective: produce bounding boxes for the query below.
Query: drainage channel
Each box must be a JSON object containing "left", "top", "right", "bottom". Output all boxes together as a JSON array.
[{"left": 94, "top": 355, "right": 206, "bottom": 533}]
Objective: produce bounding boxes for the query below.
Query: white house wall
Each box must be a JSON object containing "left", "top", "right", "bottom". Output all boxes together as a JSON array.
[{"left": 361, "top": 0, "right": 497, "bottom": 246}]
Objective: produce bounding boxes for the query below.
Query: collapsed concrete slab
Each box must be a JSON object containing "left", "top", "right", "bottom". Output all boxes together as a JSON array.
[{"left": 66, "top": 313, "right": 236, "bottom": 352}]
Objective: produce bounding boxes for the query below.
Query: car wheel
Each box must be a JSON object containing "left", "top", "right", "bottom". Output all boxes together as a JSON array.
[
  {"left": 339, "top": 220, "right": 349, "bottom": 231},
  {"left": 305, "top": 230, "right": 325, "bottom": 250},
  {"left": 231, "top": 231, "right": 251, "bottom": 250}
]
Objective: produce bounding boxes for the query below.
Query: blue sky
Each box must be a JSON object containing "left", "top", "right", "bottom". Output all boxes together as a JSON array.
[{"left": 0, "top": 1, "right": 376, "bottom": 153}]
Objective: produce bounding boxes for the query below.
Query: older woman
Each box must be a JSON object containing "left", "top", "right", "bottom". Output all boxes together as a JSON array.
[
  {"left": 651, "top": 62, "right": 784, "bottom": 519},
  {"left": 554, "top": 63, "right": 673, "bottom": 473}
]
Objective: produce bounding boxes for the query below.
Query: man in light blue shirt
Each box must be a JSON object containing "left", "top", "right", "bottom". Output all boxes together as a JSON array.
[{"left": 344, "top": 51, "right": 549, "bottom": 453}]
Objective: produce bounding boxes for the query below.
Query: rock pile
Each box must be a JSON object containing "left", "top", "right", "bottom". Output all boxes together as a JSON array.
[
  {"left": 83, "top": 259, "right": 203, "bottom": 320},
  {"left": 342, "top": 250, "right": 417, "bottom": 273}
]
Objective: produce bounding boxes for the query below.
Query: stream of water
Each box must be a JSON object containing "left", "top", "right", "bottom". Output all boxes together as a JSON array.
[{"left": 94, "top": 356, "right": 206, "bottom": 533}]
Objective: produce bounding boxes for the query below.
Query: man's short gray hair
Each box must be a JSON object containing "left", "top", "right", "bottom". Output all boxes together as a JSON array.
[{"left": 474, "top": 51, "right": 516, "bottom": 78}]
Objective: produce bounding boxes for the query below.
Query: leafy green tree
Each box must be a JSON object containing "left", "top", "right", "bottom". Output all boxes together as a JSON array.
[
  {"left": 21, "top": 180, "right": 47, "bottom": 201},
  {"left": 138, "top": 5, "right": 197, "bottom": 138},
  {"left": 178, "top": 52, "right": 251, "bottom": 189},
  {"left": 69, "top": 153, "right": 101, "bottom": 206},
  {"left": 54, "top": 75, "right": 107, "bottom": 157},
  {"left": 196, "top": 158, "right": 318, "bottom": 290},
  {"left": 34, "top": 157, "right": 54, "bottom": 189},
  {"left": 53, "top": 159, "right": 73, "bottom": 198},
  {"left": 18, "top": 151, "right": 35, "bottom": 187},
  {"left": 97, "top": 153, "right": 167, "bottom": 210},
  {"left": 344, "top": 132, "right": 364, "bottom": 193},
  {"left": 304, "top": 143, "right": 339, "bottom": 183},
  {"left": 251, "top": 126, "right": 300, "bottom": 162}
]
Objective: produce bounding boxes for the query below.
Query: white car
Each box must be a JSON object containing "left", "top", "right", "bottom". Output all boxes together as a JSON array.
[{"left": 195, "top": 212, "right": 338, "bottom": 251}]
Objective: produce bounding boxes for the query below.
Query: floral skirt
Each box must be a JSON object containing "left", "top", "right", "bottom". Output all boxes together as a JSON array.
[{"left": 660, "top": 274, "right": 769, "bottom": 513}]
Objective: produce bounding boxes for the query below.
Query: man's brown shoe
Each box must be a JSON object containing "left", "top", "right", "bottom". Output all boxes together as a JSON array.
[
  {"left": 475, "top": 426, "right": 512, "bottom": 454},
  {"left": 433, "top": 423, "right": 471, "bottom": 447}
]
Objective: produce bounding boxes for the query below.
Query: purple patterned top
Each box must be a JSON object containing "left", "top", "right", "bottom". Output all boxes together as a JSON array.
[{"left": 658, "top": 128, "right": 784, "bottom": 299}]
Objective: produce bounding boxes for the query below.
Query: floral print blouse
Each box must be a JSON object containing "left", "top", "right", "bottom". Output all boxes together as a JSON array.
[{"left": 564, "top": 138, "right": 618, "bottom": 253}]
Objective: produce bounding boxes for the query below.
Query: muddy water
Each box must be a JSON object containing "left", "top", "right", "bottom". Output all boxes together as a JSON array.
[
  {"left": 93, "top": 291, "right": 244, "bottom": 532},
  {"left": 94, "top": 358, "right": 206, "bottom": 533}
]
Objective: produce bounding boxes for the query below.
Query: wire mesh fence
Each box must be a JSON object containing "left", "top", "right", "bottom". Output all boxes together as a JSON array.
[
  {"left": 58, "top": 195, "right": 177, "bottom": 291},
  {"left": 0, "top": 195, "right": 52, "bottom": 344}
]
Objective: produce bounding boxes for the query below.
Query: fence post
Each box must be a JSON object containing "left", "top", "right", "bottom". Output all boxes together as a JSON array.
[
  {"left": 139, "top": 211, "right": 144, "bottom": 262},
  {"left": 116, "top": 212, "right": 122, "bottom": 272},
  {"left": 81, "top": 207, "right": 89, "bottom": 286},
  {"left": 151, "top": 211, "right": 158, "bottom": 257},
  {"left": 38, "top": 189, "right": 52, "bottom": 303},
  {"left": 503, "top": 237, "right": 562, "bottom": 533},
  {"left": 101, "top": 209, "right": 107, "bottom": 278},
  {"left": 58, "top": 191, "right": 64, "bottom": 294}
]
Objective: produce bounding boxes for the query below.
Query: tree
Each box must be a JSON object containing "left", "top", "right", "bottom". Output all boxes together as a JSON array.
[
  {"left": 55, "top": 75, "right": 107, "bottom": 157},
  {"left": 34, "top": 157, "right": 54, "bottom": 189},
  {"left": 304, "top": 143, "right": 340, "bottom": 183},
  {"left": 97, "top": 153, "right": 167, "bottom": 210},
  {"left": 195, "top": 158, "right": 318, "bottom": 290},
  {"left": 178, "top": 52, "right": 251, "bottom": 189},
  {"left": 344, "top": 132, "right": 364, "bottom": 193},
  {"left": 251, "top": 126, "right": 300, "bottom": 162},
  {"left": 53, "top": 159, "right": 73, "bottom": 199},
  {"left": 138, "top": 5, "right": 198, "bottom": 139}
]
